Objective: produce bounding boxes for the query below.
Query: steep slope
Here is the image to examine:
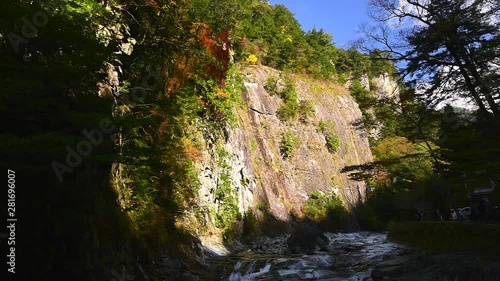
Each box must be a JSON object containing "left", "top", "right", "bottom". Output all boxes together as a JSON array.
[{"left": 196, "top": 65, "right": 375, "bottom": 240}]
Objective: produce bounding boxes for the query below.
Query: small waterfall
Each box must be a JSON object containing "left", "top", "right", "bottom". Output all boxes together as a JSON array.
[{"left": 227, "top": 260, "right": 271, "bottom": 281}]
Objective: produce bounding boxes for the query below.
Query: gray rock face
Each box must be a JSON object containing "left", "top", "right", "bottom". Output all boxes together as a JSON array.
[
  {"left": 196, "top": 65, "right": 375, "bottom": 238},
  {"left": 371, "top": 73, "right": 399, "bottom": 101},
  {"left": 251, "top": 235, "right": 289, "bottom": 254},
  {"left": 197, "top": 125, "right": 257, "bottom": 224}
]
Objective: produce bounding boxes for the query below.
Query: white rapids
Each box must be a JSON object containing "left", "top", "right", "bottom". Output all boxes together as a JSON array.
[{"left": 222, "top": 232, "right": 406, "bottom": 281}]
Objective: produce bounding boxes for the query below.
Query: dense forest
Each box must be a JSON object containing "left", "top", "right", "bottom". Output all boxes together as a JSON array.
[{"left": 1, "top": 0, "right": 499, "bottom": 280}]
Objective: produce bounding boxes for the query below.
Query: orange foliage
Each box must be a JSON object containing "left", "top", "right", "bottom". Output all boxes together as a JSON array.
[
  {"left": 148, "top": 0, "right": 160, "bottom": 9},
  {"left": 196, "top": 97, "right": 207, "bottom": 106},
  {"left": 150, "top": 109, "right": 169, "bottom": 139},
  {"left": 193, "top": 22, "right": 231, "bottom": 88},
  {"left": 213, "top": 89, "right": 230, "bottom": 99},
  {"left": 180, "top": 137, "right": 202, "bottom": 161},
  {"left": 164, "top": 22, "right": 231, "bottom": 97},
  {"left": 165, "top": 53, "right": 199, "bottom": 96}
]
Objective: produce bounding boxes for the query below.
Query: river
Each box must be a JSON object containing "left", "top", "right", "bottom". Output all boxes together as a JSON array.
[{"left": 218, "top": 232, "right": 405, "bottom": 281}]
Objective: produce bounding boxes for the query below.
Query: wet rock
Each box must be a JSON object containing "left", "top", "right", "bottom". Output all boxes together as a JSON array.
[
  {"left": 287, "top": 225, "right": 330, "bottom": 254},
  {"left": 223, "top": 232, "right": 407, "bottom": 280},
  {"left": 371, "top": 255, "right": 411, "bottom": 281},
  {"left": 251, "top": 235, "right": 289, "bottom": 254}
]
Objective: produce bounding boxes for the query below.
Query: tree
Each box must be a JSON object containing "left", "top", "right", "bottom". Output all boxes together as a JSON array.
[
  {"left": 356, "top": 0, "right": 500, "bottom": 221},
  {"left": 304, "top": 28, "right": 337, "bottom": 78},
  {"left": 437, "top": 105, "right": 500, "bottom": 190},
  {"left": 0, "top": 0, "right": 229, "bottom": 278},
  {"left": 366, "top": 0, "right": 500, "bottom": 120},
  {"left": 0, "top": 1, "right": 118, "bottom": 278}
]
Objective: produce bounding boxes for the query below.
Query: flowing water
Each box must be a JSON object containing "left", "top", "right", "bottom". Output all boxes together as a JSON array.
[{"left": 219, "top": 232, "right": 407, "bottom": 281}]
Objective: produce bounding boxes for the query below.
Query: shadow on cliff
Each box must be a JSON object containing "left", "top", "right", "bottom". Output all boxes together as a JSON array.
[
  {"left": 236, "top": 200, "right": 361, "bottom": 247},
  {"left": 18, "top": 164, "right": 219, "bottom": 281}
]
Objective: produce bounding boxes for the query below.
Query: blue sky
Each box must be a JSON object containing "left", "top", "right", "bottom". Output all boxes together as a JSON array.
[{"left": 269, "top": 0, "right": 371, "bottom": 48}]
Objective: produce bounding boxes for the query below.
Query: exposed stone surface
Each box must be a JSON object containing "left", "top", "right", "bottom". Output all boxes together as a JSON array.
[
  {"left": 287, "top": 225, "right": 331, "bottom": 254},
  {"left": 222, "top": 232, "right": 500, "bottom": 281},
  {"left": 222, "top": 232, "right": 400, "bottom": 281},
  {"left": 371, "top": 73, "right": 399, "bottom": 101},
  {"left": 197, "top": 65, "right": 375, "bottom": 238}
]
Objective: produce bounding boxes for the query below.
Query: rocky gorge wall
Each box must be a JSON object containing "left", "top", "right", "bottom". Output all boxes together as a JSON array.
[{"left": 195, "top": 65, "right": 384, "bottom": 242}]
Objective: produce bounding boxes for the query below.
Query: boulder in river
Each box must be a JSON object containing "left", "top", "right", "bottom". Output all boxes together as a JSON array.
[{"left": 286, "top": 225, "right": 331, "bottom": 254}]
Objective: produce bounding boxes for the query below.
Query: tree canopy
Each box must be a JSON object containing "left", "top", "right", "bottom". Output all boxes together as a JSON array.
[{"left": 367, "top": 0, "right": 500, "bottom": 119}]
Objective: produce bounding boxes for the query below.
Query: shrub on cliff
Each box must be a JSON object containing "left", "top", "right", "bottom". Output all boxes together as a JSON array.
[
  {"left": 277, "top": 75, "right": 300, "bottom": 120},
  {"left": 303, "top": 191, "right": 347, "bottom": 230},
  {"left": 298, "top": 100, "right": 315, "bottom": 123},
  {"left": 280, "top": 130, "right": 299, "bottom": 158},
  {"left": 265, "top": 75, "right": 278, "bottom": 95},
  {"left": 317, "top": 120, "right": 341, "bottom": 152}
]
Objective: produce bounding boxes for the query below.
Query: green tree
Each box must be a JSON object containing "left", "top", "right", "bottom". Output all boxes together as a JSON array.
[
  {"left": 0, "top": 1, "right": 118, "bottom": 278},
  {"left": 304, "top": 28, "right": 338, "bottom": 78},
  {"left": 368, "top": 0, "right": 500, "bottom": 119}
]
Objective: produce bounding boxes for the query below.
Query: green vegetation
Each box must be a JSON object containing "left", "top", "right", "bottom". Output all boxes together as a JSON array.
[
  {"left": 242, "top": 208, "right": 258, "bottom": 236},
  {"left": 250, "top": 139, "right": 258, "bottom": 151},
  {"left": 280, "top": 129, "right": 299, "bottom": 158},
  {"left": 326, "top": 135, "right": 341, "bottom": 153},
  {"left": 303, "top": 191, "right": 347, "bottom": 231},
  {"left": 298, "top": 100, "right": 315, "bottom": 122},
  {"left": 388, "top": 221, "right": 500, "bottom": 258},
  {"left": 277, "top": 101, "right": 299, "bottom": 121},
  {"left": 368, "top": 50, "right": 398, "bottom": 78},
  {"left": 348, "top": 80, "right": 377, "bottom": 128},
  {"left": 1, "top": 0, "right": 250, "bottom": 278},
  {"left": 264, "top": 74, "right": 278, "bottom": 95},
  {"left": 276, "top": 75, "right": 300, "bottom": 120},
  {"left": 229, "top": 1, "right": 399, "bottom": 79},
  {"left": 3, "top": 0, "right": 498, "bottom": 278},
  {"left": 343, "top": 0, "right": 500, "bottom": 231},
  {"left": 355, "top": 203, "right": 385, "bottom": 231},
  {"left": 273, "top": 75, "right": 315, "bottom": 122},
  {"left": 214, "top": 146, "right": 242, "bottom": 238},
  {"left": 317, "top": 120, "right": 341, "bottom": 152}
]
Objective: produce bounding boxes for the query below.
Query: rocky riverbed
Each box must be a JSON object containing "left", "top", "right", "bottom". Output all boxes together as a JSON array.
[{"left": 214, "top": 232, "right": 500, "bottom": 281}]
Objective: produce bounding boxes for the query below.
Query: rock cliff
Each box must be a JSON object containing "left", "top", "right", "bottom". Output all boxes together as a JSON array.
[{"left": 196, "top": 65, "right": 376, "bottom": 239}]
